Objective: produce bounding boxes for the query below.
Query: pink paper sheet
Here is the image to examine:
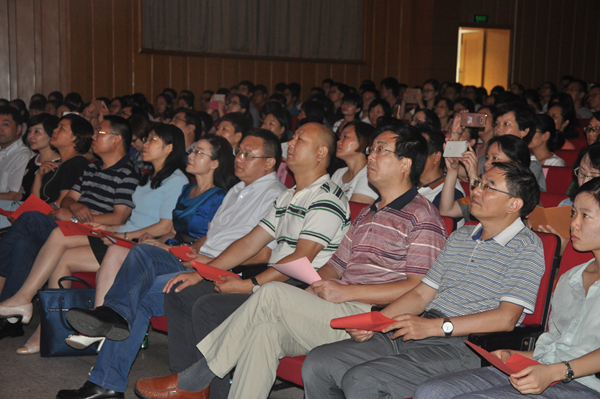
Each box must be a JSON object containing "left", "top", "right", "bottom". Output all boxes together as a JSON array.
[
  {"left": 169, "top": 245, "right": 195, "bottom": 261},
  {"left": 11, "top": 195, "right": 54, "bottom": 219},
  {"left": 271, "top": 256, "right": 322, "bottom": 284},
  {"left": 330, "top": 311, "right": 396, "bottom": 332},
  {"left": 192, "top": 261, "right": 240, "bottom": 283}
]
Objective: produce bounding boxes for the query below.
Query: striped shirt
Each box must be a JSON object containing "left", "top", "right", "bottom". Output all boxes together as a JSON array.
[
  {"left": 330, "top": 187, "right": 447, "bottom": 285},
  {"left": 422, "top": 218, "right": 544, "bottom": 325},
  {"left": 71, "top": 156, "right": 140, "bottom": 214},
  {"left": 259, "top": 174, "right": 350, "bottom": 268}
]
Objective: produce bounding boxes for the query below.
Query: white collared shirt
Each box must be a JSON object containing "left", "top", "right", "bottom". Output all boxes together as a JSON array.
[
  {"left": 0, "top": 139, "right": 34, "bottom": 194},
  {"left": 199, "top": 172, "right": 286, "bottom": 258}
]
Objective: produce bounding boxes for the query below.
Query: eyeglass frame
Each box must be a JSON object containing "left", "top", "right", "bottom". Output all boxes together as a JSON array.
[
  {"left": 188, "top": 148, "right": 213, "bottom": 158},
  {"left": 583, "top": 126, "right": 600, "bottom": 134},
  {"left": 574, "top": 166, "right": 600, "bottom": 182},
  {"left": 470, "top": 178, "right": 516, "bottom": 198},
  {"left": 365, "top": 146, "right": 396, "bottom": 156},
  {"left": 142, "top": 134, "right": 162, "bottom": 144},
  {"left": 234, "top": 148, "right": 270, "bottom": 160}
]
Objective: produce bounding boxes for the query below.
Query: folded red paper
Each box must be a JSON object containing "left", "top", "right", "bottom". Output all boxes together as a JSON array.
[
  {"left": 10, "top": 195, "right": 54, "bottom": 220},
  {"left": 192, "top": 261, "right": 240, "bottom": 283},
  {"left": 55, "top": 221, "right": 136, "bottom": 249},
  {"left": 169, "top": 245, "right": 195, "bottom": 261},
  {"left": 0, "top": 208, "right": 13, "bottom": 217},
  {"left": 330, "top": 311, "right": 396, "bottom": 332},
  {"left": 464, "top": 340, "right": 557, "bottom": 385}
]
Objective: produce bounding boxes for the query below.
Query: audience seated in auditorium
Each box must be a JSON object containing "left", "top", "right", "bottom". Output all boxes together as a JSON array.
[
  {"left": 215, "top": 112, "right": 251, "bottom": 152},
  {"left": 332, "top": 93, "right": 362, "bottom": 134},
  {"left": 567, "top": 79, "right": 594, "bottom": 119},
  {"left": 584, "top": 112, "right": 600, "bottom": 145},
  {"left": 415, "top": 177, "right": 600, "bottom": 399},
  {"left": 55, "top": 135, "right": 241, "bottom": 399},
  {"left": 63, "top": 123, "right": 350, "bottom": 398},
  {"left": 0, "top": 115, "right": 140, "bottom": 340},
  {"left": 131, "top": 121, "right": 448, "bottom": 399},
  {"left": 302, "top": 161, "right": 543, "bottom": 399},
  {"left": 169, "top": 108, "right": 204, "bottom": 152}
]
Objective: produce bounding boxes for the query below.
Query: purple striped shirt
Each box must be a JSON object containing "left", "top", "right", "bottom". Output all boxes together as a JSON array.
[{"left": 330, "top": 187, "right": 447, "bottom": 285}]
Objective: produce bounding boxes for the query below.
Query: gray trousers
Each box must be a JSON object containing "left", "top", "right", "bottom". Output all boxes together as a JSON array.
[
  {"left": 164, "top": 280, "right": 250, "bottom": 399},
  {"left": 302, "top": 332, "right": 481, "bottom": 399},
  {"left": 414, "top": 367, "right": 600, "bottom": 399}
]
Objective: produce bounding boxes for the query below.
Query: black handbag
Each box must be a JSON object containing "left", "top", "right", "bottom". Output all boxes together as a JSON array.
[{"left": 37, "top": 276, "right": 100, "bottom": 357}]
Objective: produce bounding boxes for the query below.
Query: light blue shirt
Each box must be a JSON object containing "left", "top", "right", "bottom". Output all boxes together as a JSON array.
[
  {"left": 116, "top": 169, "right": 189, "bottom": 233},
  {"left": 534, "top": 260, "right": 600, "bottom": 392}
]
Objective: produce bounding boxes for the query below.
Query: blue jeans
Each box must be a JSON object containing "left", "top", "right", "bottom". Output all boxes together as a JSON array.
[
  {"left": 88, "top": 244, "right": 186, "bottom": 392},
  {"left": 0, "top": 211, "right": 58, "bottom": 301}
]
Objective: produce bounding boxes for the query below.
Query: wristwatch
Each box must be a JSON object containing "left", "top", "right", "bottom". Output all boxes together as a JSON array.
[
  {"left": 442, "top": 317, "right": 454, "bottom": 337},
  {"left": 562, "top": 361, "right": 574, "bottom": 383},
  {"left": 70, "top": 215, "right": 78, "bottom": 223},
  {"left": 250, "top": 276, "right": 260, "bottom": 293}
]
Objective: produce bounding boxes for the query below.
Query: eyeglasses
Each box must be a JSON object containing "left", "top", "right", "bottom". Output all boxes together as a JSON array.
[
  {"left": 470, "top": 178, "right": 515, "bottom": 197},
  {"left": 142, "top": 135, "right": 161, "bottom": 144},
  {"left": 366, "top": 146, "right": 395, "bottom": 156},
  {"left": 172, "top": 116, "right": 188, "bottom": 125},
  {"left": 574, "top": 167, "right": 600, "bottom": 181},
  {"left": 234, "top": 149, "right": 269, "bottom": 160},
  {"left": 583, "top": 126, "right": 600, "bottom": 134},
  {"left": 94, "top": 129, "right": 116, "bottom": 136},
  {"left": 189, "top": 149, "right": 212, "bottom": 157}
]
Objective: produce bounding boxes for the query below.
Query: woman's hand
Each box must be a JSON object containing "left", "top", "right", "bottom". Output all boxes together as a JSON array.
[
  {"left": 460, "top": 145, "right": 480, "bottom": 182},
  {"left": 509, "top": 364, "right": 563, "bottom": 395},
  {"left": 86, "top": 222, "right": 109, "bottom": 231},
  {"left": 491, "top": 349, "right": 513, "bottom": 363},
  {"left": 38, "top": 161, "right": 60, "bottom": 177},
  {"left": 138, "top": 232, "right": 154, "bottom": 243}
]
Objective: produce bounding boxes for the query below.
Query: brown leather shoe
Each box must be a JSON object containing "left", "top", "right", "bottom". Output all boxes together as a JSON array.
[{"left": 134, "top": 374, "right": 209, "bottom": 399}]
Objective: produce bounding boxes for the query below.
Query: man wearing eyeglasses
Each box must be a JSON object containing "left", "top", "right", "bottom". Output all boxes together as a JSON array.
[
  {"left": 133, "top": 122, "right": 448, "bottom": 399},
  {"left": 169, "top": 108, "right": 204, "bottom": 152},
  {"left": 303, "top": 161, "right": 545, "bottom": 399}
]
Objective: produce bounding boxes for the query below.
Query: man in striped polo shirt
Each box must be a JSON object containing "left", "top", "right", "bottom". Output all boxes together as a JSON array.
[
  {"left": 0, "top": 116, "right": 139, "bottom": 311},
  {"left": 134, "top": 122, "right": 448, "bottom": 399},
  {"left": 303, "top": 161, "right": 545, "bottom": 399}
]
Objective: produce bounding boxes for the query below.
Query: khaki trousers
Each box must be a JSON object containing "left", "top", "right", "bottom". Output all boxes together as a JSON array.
[{"left": 196, "top": 281, "right": 372, "bottom": 399}]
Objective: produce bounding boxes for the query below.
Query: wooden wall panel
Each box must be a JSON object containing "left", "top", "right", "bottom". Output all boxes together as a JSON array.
[{"left": 2, "top": 0, "right": 600, "bottom": 109}]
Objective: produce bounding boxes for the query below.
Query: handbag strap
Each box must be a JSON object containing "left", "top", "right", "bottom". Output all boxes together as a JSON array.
[{"left": 58, "top": 276, "right": 93, "bottom": 290}]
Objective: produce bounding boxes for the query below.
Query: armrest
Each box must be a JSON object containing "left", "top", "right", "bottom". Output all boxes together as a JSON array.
[{"left": 468, "top": 325, "right": 545, "bottom": 366}]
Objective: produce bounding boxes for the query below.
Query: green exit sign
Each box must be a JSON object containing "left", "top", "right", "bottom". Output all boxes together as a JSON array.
[{"left": 473, "top": 14, "right": 489, "bottom": 23}]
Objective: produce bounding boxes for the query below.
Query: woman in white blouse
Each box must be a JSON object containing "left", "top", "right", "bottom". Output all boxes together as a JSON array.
[
  {"left": 330, "top": 121, "right": 378, "bottom": 204},
  {"left": 529, "top": 114, "right": 566, "bottom": 167}
]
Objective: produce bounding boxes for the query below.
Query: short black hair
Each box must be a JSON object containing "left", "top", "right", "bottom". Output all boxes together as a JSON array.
[
  {"left": 254, "top": 84, "right": 268, "bottom": 95},
  {"left": 495, "top": 102, "right": 536, "bottom": 144},
  {"left": 418, "top": 124, "right": 445, "bottom": 156},
  {"left": 373, "top": 122, "right": 428, "bottom": 185},
  {"left": 486, "top": 134, "right": 531, "bottom": 168},
  {"left": 49, "top": 91, "right": 64, "bottom": 103},
  {"left": 243, "top": 128, "right": 282, "bottom": 170},
  {"left": 341, "top": 93, "right": 363, "bottom": 112},
  {"left": 60, "top": 113, "right": 93, "bottom": 154},
  {"left": 380, "top": 77, "right": 400, "bottom": 96},
  {"left": 238, "top": 80, "right": 255, "bottom": 93},
  {"left": 0, "top": 104, "right": 23, "bottom": 127},
  {"left": 104, "top": 115, "right": 132, "bottom": 152},
  {"left": 175, "top": 108, "right": 203, "bottom": 141},
  {"left": 220, "top": 112, "right": 252, "bottom": 135},
  {"left": 491, "top": 162, "right": 540, "bottom": 217}
]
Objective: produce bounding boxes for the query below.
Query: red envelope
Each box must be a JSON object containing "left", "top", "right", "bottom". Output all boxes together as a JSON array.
[
  {"left": 103, "top": 234, "right": 136, "bottom": 249},
  {"left": 464, "top": 340, "right": 557, "bottom": 385},
  {"left": 11, "top": 195, "right": 54, "bottom": 219},
  {"left": 330, "top": 311, "right": 396, "bottom": 332},
  {"left": 0, "top": 208, "right": 13, "bottom": 217},
  {"left": 56, "top": 221, "right": 100, "bottom": 237},
  {"left": 169, "top": 245, "right": 195, "bottom": 261},
  {"left": 192, "top": 261, "right": 240, "bottom": 283}
]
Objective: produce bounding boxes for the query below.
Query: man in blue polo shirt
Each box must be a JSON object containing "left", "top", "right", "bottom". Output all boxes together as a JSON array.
[
  {"left": 302, "top": 161, "right": 545, "bottom": 399},
  {"left": 0, "top": 115, "right": 139, "bottom": 338}
]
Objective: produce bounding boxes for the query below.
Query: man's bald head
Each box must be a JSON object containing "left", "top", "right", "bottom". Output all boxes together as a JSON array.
[{"left": 300, "top": 122, "right": 336, "bottom": 167}]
